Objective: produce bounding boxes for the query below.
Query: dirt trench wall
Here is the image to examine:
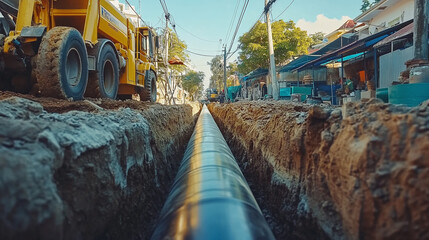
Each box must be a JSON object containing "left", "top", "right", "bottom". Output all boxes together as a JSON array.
[
  {"left": 208, "top": 100, "right": 429, "bottom": 240},
  {"left": 0, "top": 97, "right": 200, "bottom": 240}
]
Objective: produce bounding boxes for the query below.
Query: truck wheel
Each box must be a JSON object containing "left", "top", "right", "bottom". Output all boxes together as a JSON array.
[
  {"left": 139, "top": 70, "right": 157, "bottom": 102},
  {"left": 36, "top": 27, "right": 88, "bottom": 100},
  {"left": 86, "top": 41, "right": 119, "bottom": 99}
]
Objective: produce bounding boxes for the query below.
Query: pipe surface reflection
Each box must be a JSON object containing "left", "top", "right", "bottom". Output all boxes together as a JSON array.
[{"left": 151, "top": 105, "right": 275, "bottom": 240}]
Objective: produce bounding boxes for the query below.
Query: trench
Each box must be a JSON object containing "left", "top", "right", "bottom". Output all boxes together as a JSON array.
[
  {"left": 0, "top": 96, "right": 201, "bottom": 240},
  {"left": 1, "top": 97, "right": 429, "bottom": 240},
  {"left": 207, "top": 101, "right": 429, "bottom": 240},
  {"left": 208, "top": 103, "right": 330, "bottom": 240}
]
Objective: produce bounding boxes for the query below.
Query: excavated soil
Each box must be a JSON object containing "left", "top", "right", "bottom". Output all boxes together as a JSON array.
[
  {"left": 0, "top": 93, "right": 201, "bottom": 240},
  {"left": 208, "top": 99, "right": 429, "bottom": 240}
]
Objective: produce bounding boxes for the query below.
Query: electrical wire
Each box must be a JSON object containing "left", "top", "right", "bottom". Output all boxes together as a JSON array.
[
  {"left": 184, "top": 49, "right": 219, "bottom": 57},
  {"left": 264, "top": 0, "right": 277, "bottom": 14},
  {"left": 158, "top": 0, "right": 222, "bottom": 58},
  {"left": 124, "top": 0, "right": 148, "bottom": 26},
  {"left": 273, "top": 0, "right": 295, "bottom": 20},
  {"left": 227, "top": 0, "right": 250, "bottom": 55},
  {"left": 169, "top": 35, "right": 220, "bottom": 57},
  {"left": 226, "top": 0, "right": 281, "bottom": 61},
  {"left": 187, "top": 47, "right": 222, "bottom": 53},
  {"left": 224, "top": 0, "right": 241, "bottom": 45},
  {"left": 226, "top": 45, "right": 240, "bottom": 60},
  {"left": 226, "top": 12, "right": 264, "bottom": 60},
  {"left": 176, "top": 24, "right": 220, "bottom": 43},
  {"left": 159, "top": 0, "right": 169, "bottom": 19}
]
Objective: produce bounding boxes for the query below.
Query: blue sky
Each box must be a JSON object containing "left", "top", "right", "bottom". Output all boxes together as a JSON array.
[{"left": 125, "top": 0, "right": 363, "bottom": 88}]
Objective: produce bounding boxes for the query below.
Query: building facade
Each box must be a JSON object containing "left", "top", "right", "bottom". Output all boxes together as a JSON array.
[
  {"left": 109, "top": 0, "right": 142, "bottom": 27},
  {"left": 354, "top": 0, "right": 414, "bottom": 38}
]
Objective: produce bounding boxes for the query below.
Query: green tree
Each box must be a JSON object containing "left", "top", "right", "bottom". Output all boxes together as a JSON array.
[
  {"left": 237, "top": 20, "right": 312, "bottom": 74},
  {"left": 166, "top": 29, "right": 189, "bottom": 74},
  {"left": 208, "top": 57, "right": 239, "bottom": 91},
  {"left": 309, "top": 32, "right": 325, "bottom": 47},
  {"left": 158, "top": 27, "right": 189, "bottom": 103},
  {"left": 182, "top": 71, "right": 204, "bottom": 100},
  {"left": 208, "top": 55, "right": 223, "bottom": 91},
  {"left": 361, "top": 0, "right": 370, "bottom": 12},
  {"left": 228, "top": 62, "right": 238, "bottom": 76}
]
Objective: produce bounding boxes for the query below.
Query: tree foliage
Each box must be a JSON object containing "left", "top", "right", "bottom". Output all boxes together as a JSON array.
[
  {"left": 309, "top": 32, "right": 325, "bottom": 47},
  {"left": 182, "top": 71, "right": 204, "bottom": 100},
  {"left": 158, "top": 27, "right": 189, "bottom": 104},
  {"left": 166, "top": 29, "right": 189, "bottom": 74},
  {"left": 360, "top": 0, "right": 370, "bottom": 12},
  {"left": 208, "top": 55, "right": 223, "bottom": 91},
  {"left": 237, "top": 20, "right": 312, "bottom": 74},
  {"left": 361, "top": 0, "right": 381, "bottom": 12},
  {"left": 208, "top": 57, "right": 239, "bottom": 91}
]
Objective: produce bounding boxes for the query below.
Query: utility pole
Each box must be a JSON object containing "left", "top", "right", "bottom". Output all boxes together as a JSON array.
[
  {"left": 163, "top": 19, "right": 170, "bottom": 104},
  {"left": 162, "top": 15, "right": 176, "bottom": 104},
  {"left": 405, "top": 0, "right": 429, "bottom": 83},
  {"left": 413, "top": 0, "right": 428, "bottom": 61},
  {"left": 265, "top": 0, "right": 279, "bottom": 100},
  {"left": 223, "top": 46, "right": 228, "bottom": 102}
]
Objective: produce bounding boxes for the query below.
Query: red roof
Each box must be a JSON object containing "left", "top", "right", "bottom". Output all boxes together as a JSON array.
[
  {"left": 338, "top": 20, "right": 356, "bottom": 30},
  {"left": 373, "top": 22, "right": 413, "bottom": 48}
]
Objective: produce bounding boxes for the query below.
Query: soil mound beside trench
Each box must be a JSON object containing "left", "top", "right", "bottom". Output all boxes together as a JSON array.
[
  {"left": 0, "top": 95, "right": 200, "bottom": 240},
  {"left": 208, "top": 100, "right": 429, "bottom": 240}
]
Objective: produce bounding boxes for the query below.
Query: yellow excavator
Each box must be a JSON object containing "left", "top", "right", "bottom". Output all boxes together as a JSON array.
[{"left": 0, "top": 0, "right": 158, "bottom": 101}]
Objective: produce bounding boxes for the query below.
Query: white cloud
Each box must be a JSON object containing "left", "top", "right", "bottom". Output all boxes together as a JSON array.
[{"left": 296, "top": 14, "right": 351, "bottom": 35}]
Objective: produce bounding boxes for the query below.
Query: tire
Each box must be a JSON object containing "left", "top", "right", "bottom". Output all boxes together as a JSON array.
[
  {"left": 36, "top": 27, "right": 88, "bottom": 100},
  {"left": 85, "top": 41, "right": 119, "bottom": 99},
  {"left": 117, "top": 94, "right": 132, "bottom": 100},
  {"left": 140, "top": 70, "right": 157, "bottom": 102}
]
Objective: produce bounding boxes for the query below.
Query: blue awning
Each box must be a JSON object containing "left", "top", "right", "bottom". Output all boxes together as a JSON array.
[
  {"left": 365, "top": 34, "right": 389, "bottom": 47},
  {"left": 320, "top": 52, "right": 365, "bottom": 65},
  {"left": 294, "top": 19, "right": 412, "bottom": 71},
  {"left": 242, "top": 68, "right": 268, "bottom": 82},
  {"left": 279, "top": 55, "right": 320, "bottom": 73}
]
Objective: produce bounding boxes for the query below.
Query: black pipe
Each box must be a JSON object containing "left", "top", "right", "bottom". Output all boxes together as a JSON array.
[{"left": 151, "top": 105, "right": 275, "bottom": 240}]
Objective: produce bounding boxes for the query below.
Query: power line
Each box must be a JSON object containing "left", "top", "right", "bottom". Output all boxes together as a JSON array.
[
  {"left": 159, "top": 0, "right": 169, "bottom": 19},
  {"left": 171, "top": 39, "right": 220, "bottom": 57},
  {"left": 157, "top": 0, "right": 222, "bottom": 59},
  {"left": 227, "top": 12, "right": 264, "bottom": 60},
  {"left": 273, "top": 0, "right": 295, "bottom": 20},
  {"left": 264, "top": 0, "right": 277, "bottom": 13},
  {"left": 227, "top": 45, "right": 240, "bottom": 60},
  {"left": 124, "top": 0, "right": 148, "bottom": 26},
  {"left": 159, "top": 0, "right": 177, "bottom": 32},
  {"left": 187, "top": 47, "right": 222, "bottom": 53},
  {"left": 226, "top": 0, "right": 280, "bottom": 60},
  {"left": 224, "top": 0, "right": 242, "bottom": 45},
  {"left": 176, "top": 24, "right": 220, "bottom": 43},
  {"left": 185, "top": 49, "right": 219, "bottom": 57},
  {"left": 227, "top": 0, "right": 250, "bottom": 55}
]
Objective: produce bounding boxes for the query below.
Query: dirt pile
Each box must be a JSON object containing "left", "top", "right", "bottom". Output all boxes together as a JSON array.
[
  {"left": 208, "top": 99, "right": 429, "bottom": 240},
  {"left": 0, "top": 96, "right": 200, "bottom": 240}
]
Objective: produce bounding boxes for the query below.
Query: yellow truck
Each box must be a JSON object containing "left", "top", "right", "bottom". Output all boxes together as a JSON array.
[
  {"left": 0, "top": 0, "right": 158, "bottom": 101},
  {"left": 206, "top": 88, "right": 219, "bottom": 102}
]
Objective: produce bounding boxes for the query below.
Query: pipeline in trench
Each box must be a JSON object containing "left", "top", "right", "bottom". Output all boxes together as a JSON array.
[{"left": 151, "top": 105, "right": 275, "bottom": 240}]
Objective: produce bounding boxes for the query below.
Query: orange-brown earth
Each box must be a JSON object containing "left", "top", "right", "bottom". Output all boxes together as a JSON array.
[{"left": 209, "top": 99, "right": 429, "bottom": 240}]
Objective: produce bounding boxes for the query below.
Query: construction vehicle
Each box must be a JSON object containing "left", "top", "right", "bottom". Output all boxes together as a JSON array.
[
  {"left": 206, "top": 88, "right": 219, "bottom": 102},
  {"left": 0, "top": 0, "right": 158, "bottom": 101}
]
